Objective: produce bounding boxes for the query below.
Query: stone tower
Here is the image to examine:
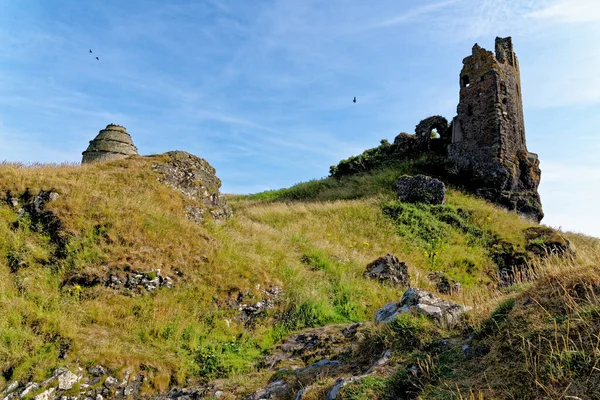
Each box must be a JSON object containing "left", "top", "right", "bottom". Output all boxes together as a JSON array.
[
  {"left": 82, "top": 124, "right": 139, "bottom": 164},
  {"left": 448, "top": 37, "right": 543, "bottom": 221}
]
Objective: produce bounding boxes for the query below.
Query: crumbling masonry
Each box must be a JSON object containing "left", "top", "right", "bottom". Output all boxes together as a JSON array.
[
  {"left": 447, "top": 37, "right": 542, "bottom": 221},
  {"left": 389, "top": 37, "right": 543, "bottom": 221}
]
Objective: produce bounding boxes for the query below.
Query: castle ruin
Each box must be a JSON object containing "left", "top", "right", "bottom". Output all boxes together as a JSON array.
[
  {"left": 447, "top": 37, "right": 542, "bottom": 221},
  {"left": 82, "top": 124, "right": 139, "bottom": 164},
  {"left": 332, "top": 37, "right": 543, "bottom": 221}
]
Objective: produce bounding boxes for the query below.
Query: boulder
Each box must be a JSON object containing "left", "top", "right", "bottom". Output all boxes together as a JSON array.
[
  {"left": 375, "top": 288, "right": 471, "bottom": 328},
  {"left": 56, "top": 369, "right": 79, "bottom": 390},
  {"left": 363, "top": 254, "right": 410, "bottom": 286},
  {"left": 150, "top": 151, "right": 231, "bottom": 223},
  {"left": 395, "top": 175, "right": 446, "bottom": 205}
]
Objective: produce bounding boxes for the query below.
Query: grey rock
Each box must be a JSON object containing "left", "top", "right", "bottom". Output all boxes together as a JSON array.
[
  {"left": 57, "top": 370, "right": 79, "bottom": 390},
  {"left": 363, "top": 254, "right": 410, "bottom": 286},
  {"left": 103, "top": 377, "right": 118, "bottom": 389},
  {"left": 88, "top": 365, "right": 107, "bottom": 377},
  {"left": 395, "top": 175, "right": 446, "bottom": 205},
  {"left": 375, "top": 288, "right": 471, "bottom": 328},
  {"left": 123, "top": 373, "right": 144, "bottom": 397},
  {"left": 374, "top": 302, "right": 401, "bottom": 324},
  {"left": 34, "top": 388, "right": 56, "bottom": 400},
  {"left": 365, "top": 350, "right": 392, "bottom": 374},
  {"left": 2, "top": 381, "right": 18, "bottom": 395},
  {"left": 236, "top": 285, "right": 282, "bottom": 325},
  {"left": 327, "top": 376, "right": 364, "bottom": 400},
  {"left": 20, "top": 383, "right": 39, "bottom": 397},
  {"left": 244, "top": 379, "right": 288, "bottom": 400}
]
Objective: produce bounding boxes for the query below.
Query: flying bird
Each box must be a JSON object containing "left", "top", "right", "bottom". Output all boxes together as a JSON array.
[
  {"left": 353, "top": 97, "right": 357, "bottom": 103},
  {"left": 89, "top": 49, "right": 92, "bottom": 53},
  {"left": 96, "top": 57, "right": 99, "bottom": 60}
]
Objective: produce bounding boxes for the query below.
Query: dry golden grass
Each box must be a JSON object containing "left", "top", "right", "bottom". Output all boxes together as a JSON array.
[{"left": 0, "top": 159, "right": 598, "bottom": 399}]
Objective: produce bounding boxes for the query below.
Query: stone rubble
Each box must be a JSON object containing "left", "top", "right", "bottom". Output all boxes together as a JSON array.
[
  {"left": 0, "top": 367, "right": 145, "bottom": 400},
  {"left": 363, "top": 254, "right": 410, "bottom": 286}
]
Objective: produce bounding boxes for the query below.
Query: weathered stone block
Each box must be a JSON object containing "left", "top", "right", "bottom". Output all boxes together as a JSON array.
[{"left": 395, "top": 175, "right": 445, "bottom": 205}]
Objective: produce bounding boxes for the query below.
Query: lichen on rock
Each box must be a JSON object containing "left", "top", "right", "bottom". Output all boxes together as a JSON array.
[{"left": 149, "top": 151, "right": 232, "bottom": 223}]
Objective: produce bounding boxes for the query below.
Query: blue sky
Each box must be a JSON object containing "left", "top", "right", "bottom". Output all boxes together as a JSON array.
[{"left": 1, "top": 0, "right": 599, "bottom": 237}]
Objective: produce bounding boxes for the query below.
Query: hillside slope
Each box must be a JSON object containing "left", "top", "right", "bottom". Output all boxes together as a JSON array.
[{"left": 0, "top": 157, "right": 598, "bottom": 399}]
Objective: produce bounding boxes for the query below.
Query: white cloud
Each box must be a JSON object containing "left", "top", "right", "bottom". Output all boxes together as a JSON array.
[{"left": 527, "top": 0, "right": 600, "bottom": 23}]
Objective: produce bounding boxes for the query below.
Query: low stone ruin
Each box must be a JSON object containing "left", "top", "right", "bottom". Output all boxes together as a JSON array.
[{"left": 82, "top": 124, "right": 139, "bottom": 163}]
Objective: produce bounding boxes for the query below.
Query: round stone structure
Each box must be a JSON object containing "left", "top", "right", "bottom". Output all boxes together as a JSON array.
[{"left": 82, "top": 124, "right": 139, "bottom": 164}]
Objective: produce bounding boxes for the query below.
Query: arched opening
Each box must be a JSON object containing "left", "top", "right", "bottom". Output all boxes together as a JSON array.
[
  {"left": 502, "top": 98, "right": 508, "bottom": 105},
  {"left": 461, "top": 75, "right": 471, "bottom": 88}
]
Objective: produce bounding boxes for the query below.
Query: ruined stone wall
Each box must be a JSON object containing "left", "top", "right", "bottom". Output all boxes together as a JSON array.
[{"left": 446, "top": 37, "right": 543, "bottom": 221}]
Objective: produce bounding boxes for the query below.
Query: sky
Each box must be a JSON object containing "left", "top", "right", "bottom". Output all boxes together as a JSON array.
[{"left": 1, "top": 0, "right": 599, "bottom": 237}]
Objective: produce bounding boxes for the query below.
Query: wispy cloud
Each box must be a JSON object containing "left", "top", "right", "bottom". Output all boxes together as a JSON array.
[
  {"left": 527, "top": 0, "right": 600, "bottom": 23},
  {"left": 357, "top": 0, "right": 460, "bottom": 32}
]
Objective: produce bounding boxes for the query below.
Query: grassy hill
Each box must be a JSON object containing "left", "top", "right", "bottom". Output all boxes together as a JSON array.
[{"left": 0, "top": 156, "right": 598, "bottom": 399}]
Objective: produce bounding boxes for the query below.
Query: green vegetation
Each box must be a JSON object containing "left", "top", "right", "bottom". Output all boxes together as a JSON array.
[{"left": 0, "top": 159, "right": 598, "bottom": 399}]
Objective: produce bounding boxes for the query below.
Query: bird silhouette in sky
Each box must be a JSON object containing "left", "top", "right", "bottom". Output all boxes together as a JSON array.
[
  {"left": 353, "top": 97, "right": 357, "bottom": 103},
  {"left": 96, "top": 57, "right": 99, "bottom": 60},
  {"left": 89, "top": 49, "right": 92, "bottom": 53}
]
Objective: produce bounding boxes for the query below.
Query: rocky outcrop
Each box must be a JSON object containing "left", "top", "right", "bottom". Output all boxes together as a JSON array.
[
  {"left": 524, "top": 226, "right": 574, "bottom": 257},
  {"left": 262, "top": 323, "right": 363, "bottom": 371},
  {"left": 363, "top": 254, "right": 410, "bottom": 286},
  {"left": 66, "top": 268, "right": 175, "bottom": 295},
  {"left": 236, "top": 286, "right": 283, "bottom": 325},
  {"left": 395, "top": 175, "right": 446, "bottom": 205},
  {"left": 375, "top": 288, "right": 471, "bottom": 328},
  {"left": 82, "top": 124, "right": 139, "bottom": 164},
  {"left": 150, "top": 151, "right": 231, "bottom": 223},
  {"left": 4, "top": 189, "right": 67, "bottom": 259}
]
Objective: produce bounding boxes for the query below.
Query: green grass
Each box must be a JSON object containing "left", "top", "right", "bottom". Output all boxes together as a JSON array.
[{"left": 0, "top": 159, "right": 598, "bottom": 399}]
